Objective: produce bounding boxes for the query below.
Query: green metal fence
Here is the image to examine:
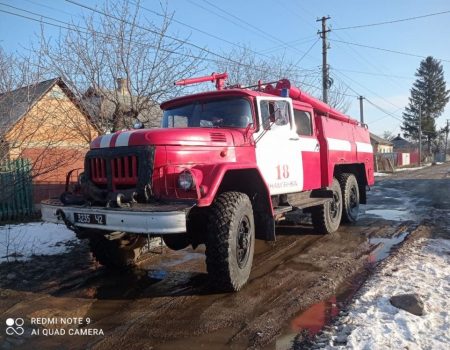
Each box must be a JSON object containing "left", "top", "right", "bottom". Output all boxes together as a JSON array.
[{"left": 0, "top": 158, "right": 34, "bottom": 221}]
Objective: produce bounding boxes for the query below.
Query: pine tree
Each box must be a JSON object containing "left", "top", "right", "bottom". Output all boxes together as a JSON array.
[{"left": 401, "top": 57, "right": 449, "bottom": 149}]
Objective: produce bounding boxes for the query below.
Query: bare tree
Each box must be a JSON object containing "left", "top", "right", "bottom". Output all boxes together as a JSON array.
[
  {"left": 37, "top": 0, "right": 205, "bottom": 133},
  {"left": 327, "top": 80, "right": 351, "bottom": 113},
  {"left": 214, "top": 45, "right": 321, "bottom": 93},
  {"left": 0, "top": 47, "right": 48, "bottom": 94},
  {"left": 382, "top": 131, "right": 395, "bottom": 141},
  {"left": 214, "top": 45, "right": 352, "bottom": 113}
]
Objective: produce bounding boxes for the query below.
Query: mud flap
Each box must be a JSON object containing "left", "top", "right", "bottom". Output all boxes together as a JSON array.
[{"left": 255, "top": 211, "right": 276, "bottom": 241}]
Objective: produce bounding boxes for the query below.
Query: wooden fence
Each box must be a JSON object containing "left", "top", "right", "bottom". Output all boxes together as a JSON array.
[{"left": 0, "top": 158, "right": 34, "bottom": 221}]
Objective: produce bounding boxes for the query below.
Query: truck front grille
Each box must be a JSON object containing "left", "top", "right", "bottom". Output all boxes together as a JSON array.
[
  {"left": 89, "top": 155, "right": 139, "bottom": 190},
  {"left": 85, "top": 146, "right": 154, "bottom": 193}
]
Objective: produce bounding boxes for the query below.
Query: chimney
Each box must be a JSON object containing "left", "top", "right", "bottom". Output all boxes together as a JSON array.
[{"left": 116, "top": 78, "right": 129, "bottom": 95}]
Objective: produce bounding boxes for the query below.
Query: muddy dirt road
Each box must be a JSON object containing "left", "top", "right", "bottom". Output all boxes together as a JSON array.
[{"left": 1, "top": 164, "right": 449, "bottom": 350}]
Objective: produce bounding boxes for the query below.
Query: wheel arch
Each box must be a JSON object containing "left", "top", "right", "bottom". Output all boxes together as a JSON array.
[{"left": 217, "top": 169, "right": 275, "bottom": 241}]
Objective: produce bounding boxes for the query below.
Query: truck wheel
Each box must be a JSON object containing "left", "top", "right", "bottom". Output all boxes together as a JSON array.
[
  {"left": 88, "top": 233, "right": 148, "bottom": 269},
  {"left": 205, "top": 192, "right": 255, "bottom": 292},
  {"left": 311, "top": 177, "right": 343, "bottom": 234},
  {"left": 339, "top": 173, "right": 360, "bottom": 223}
]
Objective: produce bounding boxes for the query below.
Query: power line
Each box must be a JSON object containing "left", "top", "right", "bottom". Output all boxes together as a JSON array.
[
  {"left": 64, "top": 0, "right": 234, "bottom": 62},
  {"left": 64, "top": 0, "right": 317, "bottom": 78},
  {"left": 328, "top": 38, "right": 450, "bottom": 63},
  {"left": 131, "top": 0, "right": 318, "bottom": 58},
  {"left": 333, "top": 9, "right": 450, "bottom": 31},
  {"left": 292, "top": 38, "right": 320, "bottom": 67},
  {"left": 330, "top": 71, "right": 405, "bottom": 124},
  {"left": 0, "top": 5, "right": 210, "bottom": 62},
  {"left": 332, "top": 69, "right": 404, "bottom": 110},
  {"left": 365, "top": 98, "right": 404, "bottom": 123},
  {"left": 187, "top": 0, "right": 317, "bottom": 62},
  {"left": 0, "top": 5, "right": 322, "bottom": 91},
  {"left": 330, "top": 67, "right": 414, "bottom": 80},
  {"left": 128, "top": 0, "right": 277, "bottom": 60},
  {"left": 330, "top": 24, "right": 407, "bottom": 92}
]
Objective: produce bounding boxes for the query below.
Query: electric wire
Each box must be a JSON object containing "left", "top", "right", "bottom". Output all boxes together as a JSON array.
[
  {"left": 328, "top": 38, "right": 450, "bottom": 63},
  {"left": 333, "top": 9, "right": 450, "bottom": 31}
]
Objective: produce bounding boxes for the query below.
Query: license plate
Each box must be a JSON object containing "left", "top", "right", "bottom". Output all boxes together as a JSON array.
[{"left": 74, "top": 213, "right": 106, "bottom": 225}]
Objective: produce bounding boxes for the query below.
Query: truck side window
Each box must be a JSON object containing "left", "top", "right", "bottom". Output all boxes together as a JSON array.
[
  {"left": 260, "top": 100, "right": 290, "bottom": 129},
  {"left": 294, "top": 110, "right": 312, "bottom": 136}
]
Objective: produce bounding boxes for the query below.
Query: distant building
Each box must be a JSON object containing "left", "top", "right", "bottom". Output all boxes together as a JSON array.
[
  {"left": 0, "top": 77, "right": 98, "bottom": 204},
  {"left": 370, "top": 133, "right": 393, "bottom": 153},
  {"left": 391, "top": 134, "right": 417, "bottom": 152}
]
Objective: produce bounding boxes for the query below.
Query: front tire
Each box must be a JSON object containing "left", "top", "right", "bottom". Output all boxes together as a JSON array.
[
  {"left": 205, "top": 192, "right": 255, "bottom": 292},
  {"left": 339, "top": 173, "right": 360, "bottom": 223},
  {"left": 311, "top": 177, "right": 343, "bottom": 234}
]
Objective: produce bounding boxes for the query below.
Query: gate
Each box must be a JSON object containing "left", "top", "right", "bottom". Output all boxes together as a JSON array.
[{"left": 0, "top": 158, "right": 34, "bottom": 221}]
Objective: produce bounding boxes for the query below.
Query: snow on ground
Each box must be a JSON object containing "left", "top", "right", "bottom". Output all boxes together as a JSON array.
[
  {"left": 0, "top": 222, "right": 76, "bottom": 262},
  {"left": 395, "top": 164, "right": 431, "bottom": 172},
  {"left": 374, "top": 172, "right": 391, "bottom": 177},
  {"left": 322, "top": 238, "right": 450, "bottom": 350}
]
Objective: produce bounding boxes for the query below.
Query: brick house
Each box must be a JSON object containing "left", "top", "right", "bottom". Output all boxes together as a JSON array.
[
  {"left": 370, "top": 133, "right": 393, "bottom": 153},
  {"left": 0, "top": 78, "right": 98, "bottom": 204}
]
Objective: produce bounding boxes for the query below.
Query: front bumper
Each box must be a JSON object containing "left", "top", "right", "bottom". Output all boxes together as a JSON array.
[{"left": 41, "top": 199, "right": 194, "bottom": 234}]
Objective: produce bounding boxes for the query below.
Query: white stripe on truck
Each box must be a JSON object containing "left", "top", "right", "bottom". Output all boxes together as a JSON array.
[
  {"left": 356, "top": 142, "right": 373, "bottom": 153},
  {"left": 100, "top": 134, "right": 113, "bottom": 148},
  {"left": 327, "top": 138, "right": 351, "bottom": 151},
  {"left": 115, "top": 131, "right": 133, "bottom": 147}
]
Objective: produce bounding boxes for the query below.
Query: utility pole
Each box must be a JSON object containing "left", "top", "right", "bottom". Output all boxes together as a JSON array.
[
  {"left": 358, "top": 96, "right": 365, "bottom": 124},
  {"left": 445, "top": 119, "right": 449, "bottom": 161},
  {"left": 317, "top": 16, "right": 331, "bottom": 104},
  {"left": 418, "top": 106, "right": 422, "bottom": 166}
]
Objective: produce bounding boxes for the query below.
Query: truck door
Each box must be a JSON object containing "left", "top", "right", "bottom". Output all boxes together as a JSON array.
[
  {"left": 293, "top": 108, "right": 321, "bottom": 190},
  {"left": 254, "top": 97, "right": 304, "bottom": 195}
]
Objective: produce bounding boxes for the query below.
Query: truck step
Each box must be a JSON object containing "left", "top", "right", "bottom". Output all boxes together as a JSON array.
[
  {"left": 273, "top": 206, "right": 293, "bottom": 215},
  {"left": 292, "top": 197, "right": 331, "bottom": 209}
]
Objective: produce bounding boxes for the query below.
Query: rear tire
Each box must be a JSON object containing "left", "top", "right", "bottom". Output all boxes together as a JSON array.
[
  {"left": 205, "top": 192, "right": 255, "bottom": 292},
  {"left": 339, "top": 173, "right": 360, "bottom": 223},
  {"left": 88, "top": 233, "right": 148, "bottom": 269},
  {"left": 311, "top": 177, "right": 343, "bottom": 234}
]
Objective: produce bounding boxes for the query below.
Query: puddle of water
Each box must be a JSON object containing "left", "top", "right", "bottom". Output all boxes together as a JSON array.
[
  {"left": 364, "top": 209, "right": 413, "bottom": 221},
  {"left": 148, "top": 269, "right": 169, "bottom": 280},
  {"left": 368, "top": 231, "right": 409, "bottom": 262},
  {"left": 290, "top": 297, "right": 339, "bottom": 335},
  {"left": 264, "top": 297, "right": 340, "bottom": 350},
  {"left": 268, "top": 228, "right": 412, "bottom": 350}
]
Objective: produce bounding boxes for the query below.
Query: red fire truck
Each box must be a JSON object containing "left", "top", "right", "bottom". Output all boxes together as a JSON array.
[{"left": 41, "top": 73, "right": 374, "bottom": 291}]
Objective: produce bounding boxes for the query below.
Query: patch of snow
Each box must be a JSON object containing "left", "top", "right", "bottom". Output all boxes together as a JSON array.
[
  {"left": 374, "top": 172, "right": 391, "bottom": 177},
  {"left": 324, "top": 238, "right": 450, "bottom": 349},
  {"left": 395, "top": 164, "right": 431, "bottom": 172},
  {"left": 0, "top": 222, "right": 76, "bottom": 262}
]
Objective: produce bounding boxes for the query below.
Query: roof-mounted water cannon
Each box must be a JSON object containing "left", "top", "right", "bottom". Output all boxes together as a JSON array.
[{"left": 174, "top": 72, "right": 228, "bottom": 90}]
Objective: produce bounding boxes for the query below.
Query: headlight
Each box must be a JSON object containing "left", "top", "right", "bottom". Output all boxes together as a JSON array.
[{"left": 177, "top": 170, "right": 194, "bottom": 190}]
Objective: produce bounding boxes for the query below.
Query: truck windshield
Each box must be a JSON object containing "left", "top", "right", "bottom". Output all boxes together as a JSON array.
[{"left": 162, "top": 97, "right": 252, "bottom": 128}]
